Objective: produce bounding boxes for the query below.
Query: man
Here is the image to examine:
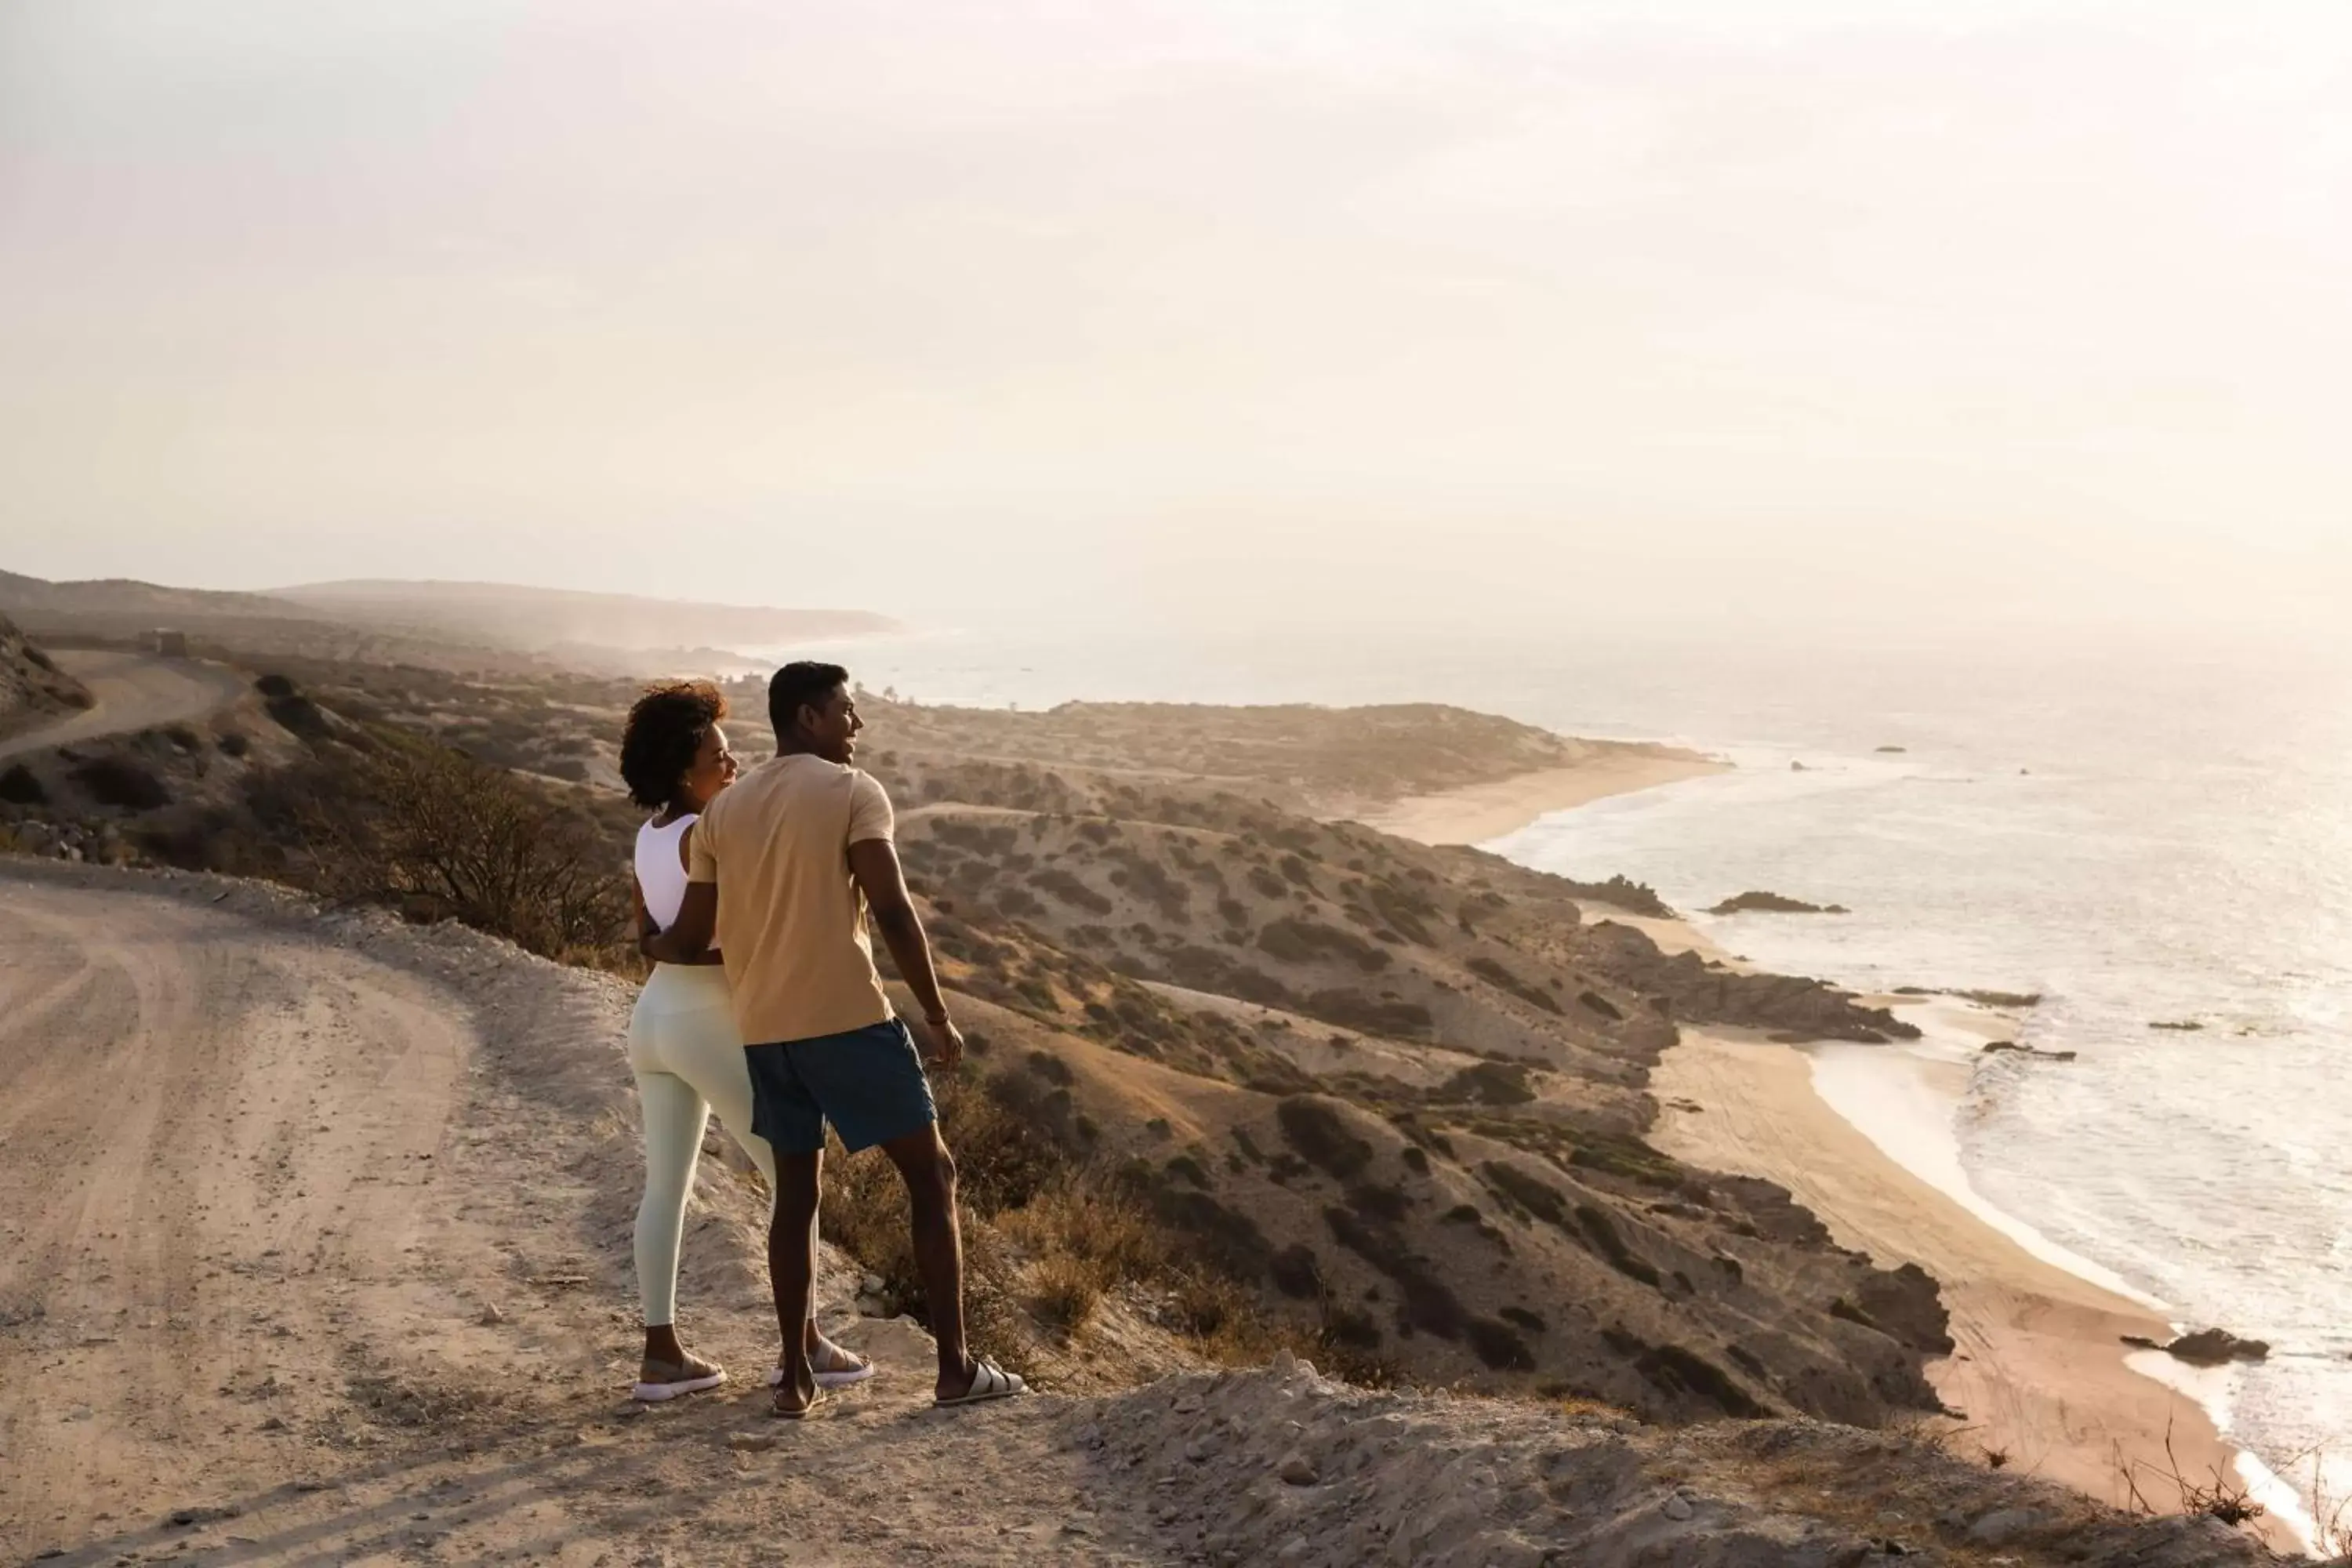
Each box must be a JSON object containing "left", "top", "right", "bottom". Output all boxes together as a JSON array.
[{"left": 645, "top": 661, "right": 1023, "bottom": 1417}]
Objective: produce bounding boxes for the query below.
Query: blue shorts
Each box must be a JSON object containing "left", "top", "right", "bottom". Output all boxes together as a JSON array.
[{"left": 745, "top": 1018, "right": 938, "bottom": 1156}]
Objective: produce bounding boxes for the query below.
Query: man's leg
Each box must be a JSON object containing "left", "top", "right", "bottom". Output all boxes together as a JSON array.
[
  {"left": 768, "top": 1147, "right": 824, "bottom": 1414},
  {"left": 878, "top": 1124, "right": 973, "bottom": 1399}
]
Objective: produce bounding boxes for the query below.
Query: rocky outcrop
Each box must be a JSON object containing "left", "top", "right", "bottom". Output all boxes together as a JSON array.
[
  {"left": 2123, "top": 1327, "right": 2270, "bottom": 1367},
  {"left": 1561, "top": 873, "right": 1674, "bottom": 917},
  {"left": 0, "top": 612, "right": 92, "bottom": 738},
  {"left": 1581, "top": 922, "right": 1921, "bottom": 1043},
  {"left": 1708, "top": 890, "right": 1850, "bottom": 916}
]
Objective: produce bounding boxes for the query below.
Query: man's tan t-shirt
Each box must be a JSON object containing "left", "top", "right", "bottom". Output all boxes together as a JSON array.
[{"left": 688, "top": 752, "right": 895, "bottom": 1044}]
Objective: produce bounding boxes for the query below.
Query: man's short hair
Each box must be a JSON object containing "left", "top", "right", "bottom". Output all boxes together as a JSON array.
[{"left": 768, "top": 661, "right": 850, "bottom": 741}]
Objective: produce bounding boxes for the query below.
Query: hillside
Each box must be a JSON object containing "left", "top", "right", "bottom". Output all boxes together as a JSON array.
[
  {"left": 205, "top": 654, "right": 1715, "bottom": 815},
  {"left": 275, "top": 578, "right": 896, "bottom": 654},
  {"left": 0, "top": 612, "right": 93, "bottom": 739},
  {"left": 868, "top": 753, "right": 1941, "bottom": 1423}
]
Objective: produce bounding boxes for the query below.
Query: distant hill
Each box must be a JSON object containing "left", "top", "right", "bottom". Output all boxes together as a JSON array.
[
  {"left": 0, "top": 570, "right": 895, "bottom": 672},
  {"left": 274, "top": 579, "right": 896, "bottom": 653},
  {"left": 0, "top": 569, "right": 306, "bottom": 622}
]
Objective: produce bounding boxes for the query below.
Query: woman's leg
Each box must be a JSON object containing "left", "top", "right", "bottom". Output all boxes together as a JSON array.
[
  {"left": 633, "top": 1067, "right": 710, "bottom": 1345},
  {"left": 677, "top": 1006, "right": 866, "bottom": 1379}
]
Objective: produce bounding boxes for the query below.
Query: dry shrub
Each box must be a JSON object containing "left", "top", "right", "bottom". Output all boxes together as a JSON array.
[
  {"left": 251, "top": 729, "right": 629, "bottom": 959},
  {"left": 71, "top": 754, "right": 171, "bottom": 810},
  {"left": 0, "top": 764, "right": 45, "bottom": 805},
  {"left": 997, "top": 1171, "right": 1167, "bottom": 1334},
  {"left": 1025, "top": 1250, "right": 1109, "bottom": 1333},
  {"left": 2116, "top": 1420, "right": 2269, "bottom": 1533},
  {"left": 816, "top": 1067, "right": 1352, "bottom": 1380}
]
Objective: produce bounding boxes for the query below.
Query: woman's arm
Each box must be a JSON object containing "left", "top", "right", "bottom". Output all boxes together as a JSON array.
[{"left": 633, "top": 827, "right": 724, "bottom": 967}]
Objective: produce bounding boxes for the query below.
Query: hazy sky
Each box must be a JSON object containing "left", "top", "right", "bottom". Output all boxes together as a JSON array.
[{"left": 3, "top": 1, "right": 2348, "bottom": 633}]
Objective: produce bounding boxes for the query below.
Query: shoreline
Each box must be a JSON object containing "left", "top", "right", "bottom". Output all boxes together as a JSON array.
[
  {"left": 1650, "top": 1022, "right": 2307, "bottom": 1555},
  {"left": 1373, "top": 766, "right": 2313, "bottom": 1552},
  {"left": 1347, "top": 747, "right": 1729, "bottom": 845}
]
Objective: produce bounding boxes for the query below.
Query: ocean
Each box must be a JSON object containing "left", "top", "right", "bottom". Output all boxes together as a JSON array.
[{"left": 768, "top": 615, "right": 2352, "bottom": 1522}]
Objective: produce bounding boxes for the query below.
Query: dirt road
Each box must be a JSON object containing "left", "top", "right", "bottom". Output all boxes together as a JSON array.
[
  {"left": 0, "top": 649, "right": 249, "bottom": 762},
  {"left": 0, "top": 864, "right": 1151, "bottom": 1567}
]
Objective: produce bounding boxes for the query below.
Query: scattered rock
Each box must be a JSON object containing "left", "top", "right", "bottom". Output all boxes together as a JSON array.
[
  {"left": 1980, "top": 1042, "right": 2077, "bottom": 1062},
  {"left": 1876, "top": 746, "right": 1907, "bottom": 753},
  {"left": 477, "top": 1302, "right": 505, "bottom": 1326},
  {"left": 1279, "top": 1453, "right": 1319, "bottom": 1487},
  {"left": 2126, "top": 1327, "right": 2270, "bottom": 1367},
  {"left": 727, "top": 1431, "right": 780, "bottom": 1453},
  {"left": 1709, "top": 891, "right": 1850, "bottom": 916},
  {"left": 1956, "top": 989, "right": 2044, "bottom": 1009},
  {"left": 1661, "top": 1492, "right": 1695, "bottom": 1521},
  {"left": 2149, "top": 1019, "right": 2205, "bottom": 1032}
]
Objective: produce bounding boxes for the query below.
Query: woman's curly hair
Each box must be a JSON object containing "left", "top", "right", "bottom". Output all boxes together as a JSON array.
[{"left": 619, "top": 681, "right": 728, "bottom": 812}]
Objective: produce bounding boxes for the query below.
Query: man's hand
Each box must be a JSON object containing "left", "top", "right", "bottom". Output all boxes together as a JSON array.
[
  {"left": 916, "top": 1013, "right": 964, "bottom": 1072},
  {"left": 644, "top": 881, "right": 719, "bottom": 967}
]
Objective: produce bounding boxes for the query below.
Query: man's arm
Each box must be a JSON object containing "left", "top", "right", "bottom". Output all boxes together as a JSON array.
[
  {"left": 848, "top": 837, "right": 962, "bottom": 1071},
  {"left": 642, "top": 881, "right": 717, "bottom": 966}
]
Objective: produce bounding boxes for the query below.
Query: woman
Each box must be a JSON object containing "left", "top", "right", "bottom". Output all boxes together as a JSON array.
[{"left": 620, "top": 680, "right": 873, "bottom": 1401}]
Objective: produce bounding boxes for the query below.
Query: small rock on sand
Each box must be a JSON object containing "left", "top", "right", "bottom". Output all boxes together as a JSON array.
[{"left": 1279, "top": 1453, "right": 1319, "bottom": 1486}]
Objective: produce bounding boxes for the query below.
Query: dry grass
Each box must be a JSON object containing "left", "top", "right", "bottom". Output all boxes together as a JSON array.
[
  {"left": 2115, "top": 1420, "right": 2267, "bottom": 1531},
  {"left": 813, "top": 1064, "right": 1390, "bottom": 1385}
]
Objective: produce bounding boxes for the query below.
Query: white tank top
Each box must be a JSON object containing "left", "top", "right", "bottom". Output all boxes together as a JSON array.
[{"left": 634, "top": 815, "right": 697, "bottom": 934}]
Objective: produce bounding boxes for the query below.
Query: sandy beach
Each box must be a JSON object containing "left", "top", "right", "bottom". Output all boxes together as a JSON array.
[
  {"left": 1652, "top": 1024, "right": 2307, "bottom": 1554},
  {"left": 1351, "top": 749, "right": 1729, "bottom": 845}
]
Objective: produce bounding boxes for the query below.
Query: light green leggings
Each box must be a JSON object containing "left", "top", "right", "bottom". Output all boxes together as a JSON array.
[{"left": 626, "top": 964, "right": 805, "bottom": 1327}]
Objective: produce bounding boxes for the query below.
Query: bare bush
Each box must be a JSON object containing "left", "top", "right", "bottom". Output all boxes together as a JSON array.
[
  {"left": 2117, "top": 1420, "right": 2269, "bottom": 1534},
  {"left": 252, "top": 731, "right": 628, "bottom": 958}
]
